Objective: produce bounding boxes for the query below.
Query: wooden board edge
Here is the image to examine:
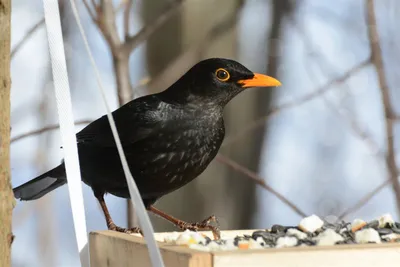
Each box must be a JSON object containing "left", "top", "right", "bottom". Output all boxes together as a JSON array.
[
  {"left": 210, "top": 241, "right": 400, "bottom": 255},
  {"left": 90, "top": 230, "right": 207, "bottom": 254},
  {"left": 89, "top": 231, "right": 213, "bottom": 267},
  {"left": 212, "top": 245, "right": 400, "bottom": 267},
  {"left": 94, "top": 229, "right": 400, "bottom": 254},
  {"left": 89, "top": 230, "right": 400, "bottom": 256}
]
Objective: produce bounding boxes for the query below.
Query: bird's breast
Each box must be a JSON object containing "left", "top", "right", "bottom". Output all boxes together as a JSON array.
[{"left": 131, "top": 117, "right": 225, "bottom": 194}]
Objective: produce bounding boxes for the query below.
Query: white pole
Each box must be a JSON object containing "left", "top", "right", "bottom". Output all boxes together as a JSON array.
[{"left": 42, "top": 0, "right": 89, "bottom": 266}]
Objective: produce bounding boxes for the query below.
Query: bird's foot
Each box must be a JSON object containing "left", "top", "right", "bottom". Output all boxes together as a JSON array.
[
  {"left": 108, "top": 222, "right": 143, "bottom": 235},
  {"left": 177, "top": 215, "right": 221, "bottom": 240}
]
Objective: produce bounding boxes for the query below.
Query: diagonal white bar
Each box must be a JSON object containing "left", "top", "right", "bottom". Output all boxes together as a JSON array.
[
  {"left": 42, "top": 0, "right": 89, "bottom": 266},
  {"left": 67, "top": 0, "right": 164, "bottom": 266}
]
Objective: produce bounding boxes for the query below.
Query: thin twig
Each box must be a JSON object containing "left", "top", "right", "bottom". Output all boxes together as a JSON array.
[
  {"left": 115, "top": 0, "right": 127, "bottom": 13},
  {"left": 11, "top": 18, "right": 45, "bottom": 58},
  {"left": 90, "top": 0, "right": 98, "bottom": 8},
  {"left": 288, "top": 12, "right": 398, "bottom": 222},
  {"left": 10, "top": 120, "right": 92, "bottom": 143},
  {"left": 366, "top": 0, "right": 400, "bottom": 213},
  {"left": 92, "top": 0, "right": 132, "bottom": 104},
  {"left": 222, "top": 59, "right": 370, "bottom": 146},
  {"left": 215, "top": 154, "right": 307, "bottom": 217},
  {"left": 123, "top": 0, "right": 184, "bottom": 53},
  {"left": 312, "top": 1, "right": 398, "bottom": 219},
  {"left": 293, "top": 16, "right": 382, "bottom": 160},
  {"left": 328, "top": 99, "right": 382, "bottom": 155},
  {"left": 290, "top": 15, "right": 381, "bottom": 158},
  {"left": 303, "top": 39, "right": 383, "bottom": 159},
  {"left": 123, "top": 0, "right": 133, "bottom": 40},
  {"left": 98, "top": 0, "right": 121, "bottom": 51},
  {"left": 338, "top": 178, "right": 394, "bottom": 219},
  {"left": 82, "top": 0, "right": 96, "bottom": 21}
]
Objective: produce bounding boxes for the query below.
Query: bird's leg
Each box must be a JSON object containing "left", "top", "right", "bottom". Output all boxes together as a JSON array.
[
  {"left": 148, "top": 205, "right": 221, "bottom": 240},
  {"left": 96, "top": 194, "right": 142, "bottom": 235}
]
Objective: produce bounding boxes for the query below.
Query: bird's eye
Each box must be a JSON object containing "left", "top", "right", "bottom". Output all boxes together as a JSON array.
[{"left": 215, "top": 68, "right": 230, "bottom": 82}]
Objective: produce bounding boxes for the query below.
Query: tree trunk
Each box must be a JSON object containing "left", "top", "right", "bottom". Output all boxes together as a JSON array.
[
  {"left": 0, "top": 0, "right": 14, "bottom": 265},
  {"left": 114, "top": 55, "right": 132, "bottom": 107},
  {"left": 142, "top": 0, "right": 183, "bottom": 91},
  {"left": 252, "top": 0, "right": 293, "bottom": 223}
]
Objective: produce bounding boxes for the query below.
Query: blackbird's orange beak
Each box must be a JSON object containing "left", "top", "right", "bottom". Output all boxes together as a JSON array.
[{"left": 238, "top": 73, "right": 281, "bottom": 88}]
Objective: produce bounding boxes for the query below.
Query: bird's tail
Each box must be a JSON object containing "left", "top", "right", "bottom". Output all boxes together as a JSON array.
[{"left": 13, "top": 164, "right": 66, "bottom": 201}]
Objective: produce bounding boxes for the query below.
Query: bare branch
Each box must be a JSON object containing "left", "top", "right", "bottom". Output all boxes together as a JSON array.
[
  {"left": 9, "top": 76, "right": 148, "bottom": 144},
  {"left": 304, "top": 1, "right": 400, "bottom": 219},
  {"left": 123, "top": 0, "right": 133, "bottom": 40},
  {"left": 92, "top": 0, "right": 130, "bottom": 104},
  {"left": 97, "top": 0, "right": 121, "bottom": 51},
  {"left": 366, "top": 0, "right": 400, "bottom": 212},
  {"left": 285, "top": 9, "right": 396, "bottom": 221},
  {"left": 91, "top": 0, "right": 98, "bottom": 8},
  {"left": 123, "top": 0, "right": 184, "bottom": 53},
  {"left": 287, "top": 12, "right": 384, "bottom": 161},
  {"left": 82, "top": 0, "right": 96, "bottom": 21},
  {"left": 338, "top": 177, "right": 394, "bottom": 220},
  {"left": 297, "top": 17, "right": 382, "bottom": 158},
  {"left": 11, "top": 18, "right": 45, "bottom": 58},
  {"left": 115, "top": 0, "right": 127, "bottom": 13},
  {"left": 114, "top": 57, "right": 133, "bottom": 105},
  {"left": 87, "top": 0, "right": 184, "bottom": 105},
  {"left": 327, "top": 99, "right": 382, "bottom": 156},
  {"left": 290, "top": 11, "right": 392, "bottom": 221},
  {"left": 222, "top": 59, "right": 370, "bottom": 146},
  {"left": 215, "top": 154, "right": 307, "bottom": 217},
  {"left": 11, "top": 120, "right": 92, "bottom": 143}
]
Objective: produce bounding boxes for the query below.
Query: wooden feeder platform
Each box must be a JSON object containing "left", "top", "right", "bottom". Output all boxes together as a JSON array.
[{"left": 89, "top": 230, "right": 400, "bottom": 267}]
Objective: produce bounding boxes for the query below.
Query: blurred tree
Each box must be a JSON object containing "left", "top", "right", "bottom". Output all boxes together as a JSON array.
[
  {"left": 251, "top": 0, "right": 295, "bottom": 223},
  {"left": 0, "top": 0, "right": 14, "bottom": 265},
  {"left": 142, "top": 0, "right": 183, "bottom": 83}
]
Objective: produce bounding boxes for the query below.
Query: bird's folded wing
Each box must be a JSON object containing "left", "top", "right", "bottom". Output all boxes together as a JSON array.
[{"left": 76, "top": 97, "right": 163, "bottom": 148}]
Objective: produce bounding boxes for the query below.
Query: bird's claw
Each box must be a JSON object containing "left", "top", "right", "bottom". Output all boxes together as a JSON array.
[
  {"left": 108, "top": 222, "right": 143, "bottom": 235},
  {"left": 177, "top": 215, "right": 221, "bottom": 240}
]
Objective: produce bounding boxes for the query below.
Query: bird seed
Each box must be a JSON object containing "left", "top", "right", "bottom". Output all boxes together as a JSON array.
[{"left": 163, "top": 214, "right": 400, "bottom": 251}]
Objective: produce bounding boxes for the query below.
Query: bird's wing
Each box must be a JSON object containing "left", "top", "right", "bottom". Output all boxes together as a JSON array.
[{"left": 76, "top": 96, "right": 163, "bottom": 148}]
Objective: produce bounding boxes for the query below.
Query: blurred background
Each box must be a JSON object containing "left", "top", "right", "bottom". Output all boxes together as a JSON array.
[{"left": 9, "top": 0, "right": 400, "bottom": 266}]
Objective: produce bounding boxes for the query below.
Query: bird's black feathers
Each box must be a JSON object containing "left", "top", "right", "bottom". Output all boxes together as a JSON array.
[
  {"left": 76, "top": 95, "right": 162, "bottom": 147},
  {"left": 13, "top": 164, "right": 66, "bottom": 201},
  {"left": 13, "top": 58, "right": 270, "bottom": 206}
]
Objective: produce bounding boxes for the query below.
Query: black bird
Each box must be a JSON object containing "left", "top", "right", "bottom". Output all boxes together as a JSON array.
[{"left": 13, "top": 58, "right": 281, "bottom": 239}]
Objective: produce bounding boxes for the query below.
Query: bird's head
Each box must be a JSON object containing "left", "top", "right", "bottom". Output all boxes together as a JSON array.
[{"left": 161, "top": 58, "right": 281, "bottom": 107}]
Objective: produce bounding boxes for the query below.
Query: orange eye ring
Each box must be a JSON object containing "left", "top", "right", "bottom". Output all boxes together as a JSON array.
[{"left": 215, "top": 68, "right": 230, "bottom": 82}]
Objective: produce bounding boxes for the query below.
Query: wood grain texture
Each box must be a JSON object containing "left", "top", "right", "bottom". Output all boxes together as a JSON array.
[
  {"left": 0, "top": 0, "right": 14, "bottom": 266},
  {"left": 213, "top": 244, "right": 400, "bottom": 267},
  {"left": 89, "top": 231, "right": 212, "bottom": 267},
  {"left": 90, "top": 230, "right": 400, "bottom": 267}
]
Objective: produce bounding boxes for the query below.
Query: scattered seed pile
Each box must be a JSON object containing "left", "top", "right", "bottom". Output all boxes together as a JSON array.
[{"left": 163, "top": 214, "right": 400, "bottom": 251}]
